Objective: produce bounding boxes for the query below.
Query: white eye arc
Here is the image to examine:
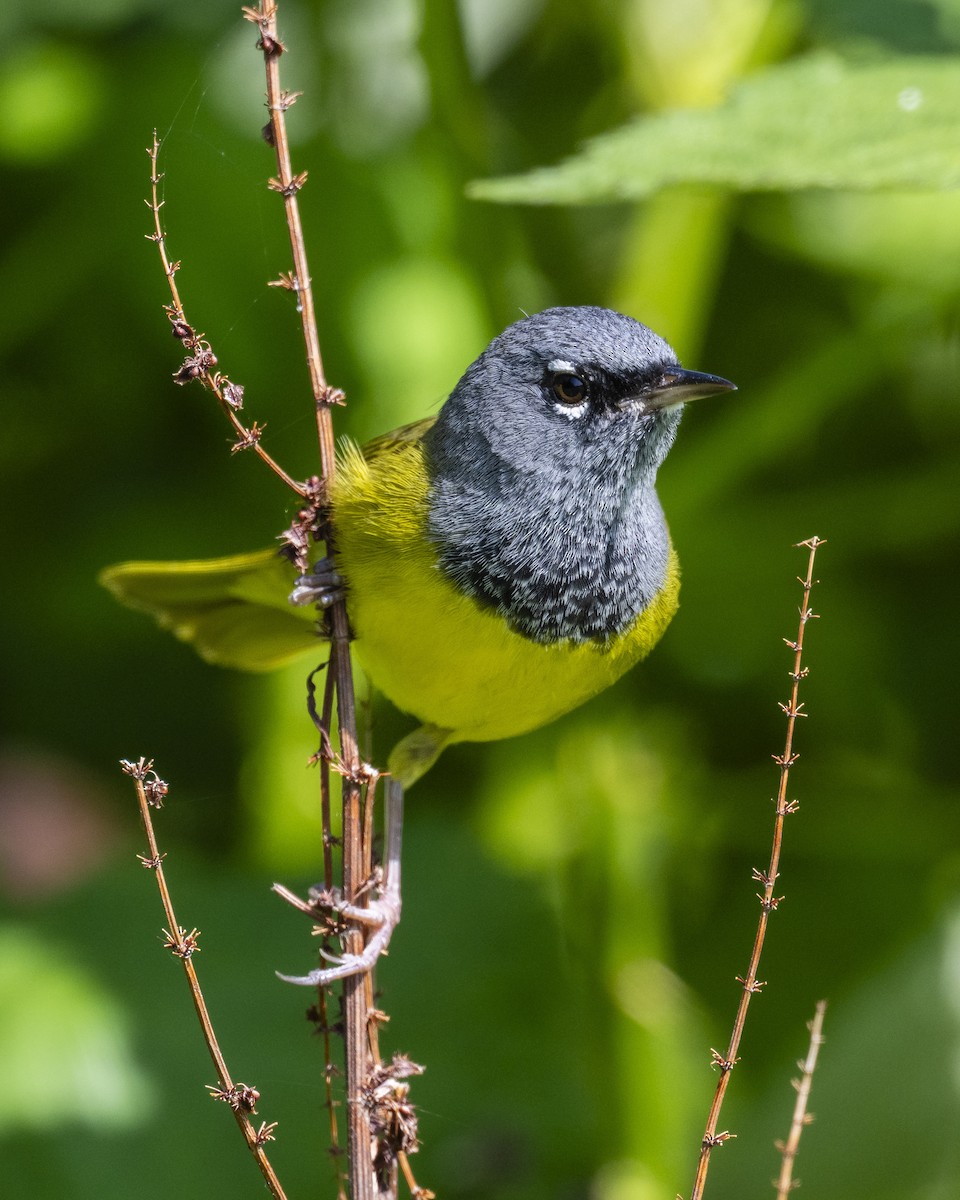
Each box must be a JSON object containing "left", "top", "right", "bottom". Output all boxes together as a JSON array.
[
  {"left": 545, "top": 360, "right": 591, "bottom": 418},
  {"left": 554, "top": 397, "right": 589, "bottom": 420}
]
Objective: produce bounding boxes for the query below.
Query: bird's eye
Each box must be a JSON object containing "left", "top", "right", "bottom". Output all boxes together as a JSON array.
[{"left": 551, "top": 371, "right": 589, "bottom": 406}]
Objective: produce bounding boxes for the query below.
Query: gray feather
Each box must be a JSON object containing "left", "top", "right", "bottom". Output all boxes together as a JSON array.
[{"left": 423, "top": 307, "right": 684, "bottom": 644}]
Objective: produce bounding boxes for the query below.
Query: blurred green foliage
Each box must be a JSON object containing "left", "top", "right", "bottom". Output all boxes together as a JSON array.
[
  {"left": 472, "top": 56, "right": 960, "bottom": 201},
  {"left": 2, "top": 1, "right": 960, "bottom": 1198}
]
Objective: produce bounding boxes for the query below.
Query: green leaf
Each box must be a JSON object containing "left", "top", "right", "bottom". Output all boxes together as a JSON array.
[{"left": 469, "top": 55, "right": 960, "bottom": 205}]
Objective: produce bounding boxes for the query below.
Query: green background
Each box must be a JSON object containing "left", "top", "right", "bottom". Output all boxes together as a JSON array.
[{"left": 2, "top": 1, "right": 960, "bottom": 1197}]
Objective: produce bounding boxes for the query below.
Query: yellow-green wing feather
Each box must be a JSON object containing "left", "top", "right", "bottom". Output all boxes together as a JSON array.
[
  {"left": 99, "top": 549, "right": 317, "bottom": 671},
  {"left": 97, "top": 424, "right": 435, "bottom": 672},
  {"left": 355, "top": 417, "right": 435, "bottom": 461}
]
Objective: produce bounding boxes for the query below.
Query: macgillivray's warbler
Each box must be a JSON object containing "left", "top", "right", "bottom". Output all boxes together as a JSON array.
[
  {"left": 102, "top": 306, "right": 734, "bottom": 789},
  {"left": 103, "top": 305, "right": 734, "bottom": 982}
]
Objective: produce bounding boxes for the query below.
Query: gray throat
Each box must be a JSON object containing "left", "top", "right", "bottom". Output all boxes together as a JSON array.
[{"left": 423, "top": 437, "right": 672, "bottom": 644}]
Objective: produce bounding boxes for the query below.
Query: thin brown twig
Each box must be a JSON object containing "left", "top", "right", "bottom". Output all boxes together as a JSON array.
[
  {"left": 774, "top": 1000, "right": 827, "bottom": 1198},
  {"left": 314, "top": 983, "right": 347, "bottom": 1200},
  {"left": 144, "top": 122, "right": 349, "bottom": 1191},
  {"left": 120, "top": 758, "right": 289, "bottom": 1200},
  {"left": 145, "top": 132, "right": 306, "bottom": 498},
  {"left": 146, "top": 6, "right": 407, "bottom": 1190},
  {"left": 310, "top": 664, "right": 348, "bottom": 1190},
  {"left": 361, "top": 770, "right": 385, "bottom": 1069},
  {"left": 362, "top": 769, "right": 381, "bottom": 893},
  {"left": 321, "top": 664, "right": 338, "bottom": 888},
  {"left": 243, "top": 4, "right": 381, "bottom": 1195},
  {"left": 688, "top": 536, "right": 824, "bottom": 1200},
  {"left": 305, "top": 661, "right": 337, "bottom": 888},
  {"left": 399, "top": 1150, "right": 436, "bottom": 1200}
]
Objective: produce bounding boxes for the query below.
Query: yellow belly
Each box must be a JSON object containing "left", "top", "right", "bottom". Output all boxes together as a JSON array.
[{"left": 333, "top": 436, "right": 680, "bottom": 747}]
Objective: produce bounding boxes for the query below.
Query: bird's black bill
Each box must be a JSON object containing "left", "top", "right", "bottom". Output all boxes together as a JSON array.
[{"left": 637, "top": 367, "right": 737, "bottom": 412}]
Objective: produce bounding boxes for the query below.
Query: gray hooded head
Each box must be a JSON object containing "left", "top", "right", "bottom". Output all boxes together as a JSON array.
[{"left": 423, "top": 306, "right": 732, "bottom": 643}]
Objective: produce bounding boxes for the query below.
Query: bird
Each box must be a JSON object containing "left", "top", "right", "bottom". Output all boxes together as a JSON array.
[
  {"left": 102, "top": 305, "right": 735, "bottom": 789},
  {"left": 103, "top": 305, "right": 734, "bottom": 983}
]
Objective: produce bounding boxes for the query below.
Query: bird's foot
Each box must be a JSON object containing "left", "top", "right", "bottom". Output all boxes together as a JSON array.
[
  {"left": 276, "top": 886, "right": 402, "bottom": 987},
  {"left": 276, "top": 779, "right": 404, "bottom": 987},
  {"left": 288, "top": 557, "right": 345, "bottom": 608}
]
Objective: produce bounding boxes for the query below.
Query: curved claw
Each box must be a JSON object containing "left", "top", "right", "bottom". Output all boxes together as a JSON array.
[
  {"left": 276, "top": 779, "right": 404, "bottom": 988},
  {"left": 276, "top": 902, "right": 400, "bottom": 986},
  {"left": 276, "top": 956, "right": 367, "bottom": 987}
]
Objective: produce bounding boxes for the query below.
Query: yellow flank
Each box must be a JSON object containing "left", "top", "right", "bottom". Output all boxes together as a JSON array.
[{"left": 333, "top": 429, "right": 681, "bottom": 758}]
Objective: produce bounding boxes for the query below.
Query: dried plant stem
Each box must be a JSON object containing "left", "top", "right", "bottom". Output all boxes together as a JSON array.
[
  {"left": 688, "top": 536, "right": 824, "bottom": 1200},
  {"left": 320, "top": 665, "right": 337, "bottom": 887},
  {"left": 244, "top": 4, "right": 379, "bottom": 1196},
  {"left": 146, "top": 134, "right": 305, "bottom": 498},
  {"left": 120, "top": 759, "right": 288, "bottom": 1200},
  {"left": 148, "top": 129, "right": 356, "bottom": 1193},
  {"left": 775, "top": 1000, "right": 827, "bottom": 1199},
  {"left": 301, "top": 671, "right": 347, "bottom": 1191}
]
